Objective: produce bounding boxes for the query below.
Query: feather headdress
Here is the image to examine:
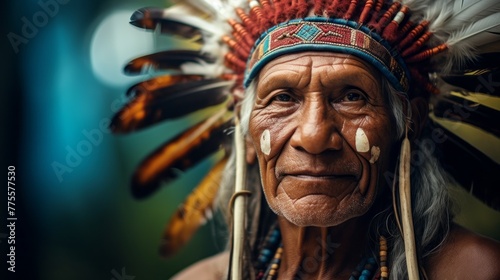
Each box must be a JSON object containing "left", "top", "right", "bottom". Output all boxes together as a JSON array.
[{"left": 111, "top": 0, "right": 500, "bottom": 274}]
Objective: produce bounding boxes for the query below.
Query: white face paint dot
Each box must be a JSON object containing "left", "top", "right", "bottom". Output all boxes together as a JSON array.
[
  {"left": 260, "top": 129, "right": 271, "bottom": 156},
  {"left": 369, "top": 146, "right": 381, "bottom": 164},
  {"left": 355, "top": 128, "right": 370, "bottom": 153}
]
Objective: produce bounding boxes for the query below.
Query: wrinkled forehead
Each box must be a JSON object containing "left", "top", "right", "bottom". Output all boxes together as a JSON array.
[
  {"left": 259, "top": 51, "right": 380, "bottom": 76},
  {"left": 254, "top": 51, "right": 383, "bottom": 89}
]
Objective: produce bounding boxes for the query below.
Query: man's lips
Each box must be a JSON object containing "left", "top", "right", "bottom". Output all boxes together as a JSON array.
[
  {"left": 274, "top": 154, "right": 362, "bottom": 181},
  {"left": 277, "top": 170, "right": 360, "bottom": 181},
  {"left": 277, "top": 173, "right": 359, "bottom": 200},
  {"left": 283, "top": 174, "right": 357, "bottom": 180}
]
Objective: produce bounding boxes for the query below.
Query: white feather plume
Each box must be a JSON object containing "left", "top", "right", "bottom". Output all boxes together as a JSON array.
[
  {"left": 180, "top": 60, "right": 227, "bottom": 78},
  {"left": 161, "top": 10, "right": 223, "bottom": 36},
  {"left": 403, "top": 0, "right": 448, "bottom": 20},
  {"left": 442, "top": 12, "right": 500, "bottom": 72},
  {"left": 165, "top": 3, "right": 213, "bottom": 19},
  {"left": 226, "top": 0, "right": 248, "bottom": 9},
  {"left": 151, "top": 0, "right": 239, "bottom": 83},
  {"left": 172, "top": 0, "right": 222, "bottom": 17},
  {"left": 427, "top": 1, "right": 454, "bottom": 34},
  {"left": 448, "top": 0, "right": 500, "bottom": 29},
  {"left": 176, "top": 0, "right": 247, "bottom": 20},
  {"left": 448, "top": 13, "right": 500, "bottom": 49},
  {"left": 404, "top": 0, "right": 454, "bottom": 44}
]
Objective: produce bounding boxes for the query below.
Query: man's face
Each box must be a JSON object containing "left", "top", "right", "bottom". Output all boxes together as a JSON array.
[{"left": 248, "top": 52, "right": 397, "bottom": 227}]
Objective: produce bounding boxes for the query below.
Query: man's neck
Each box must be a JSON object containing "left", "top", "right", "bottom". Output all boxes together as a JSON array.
[{"left": 277, "top": 215, "right": 371, "bottom": 279}]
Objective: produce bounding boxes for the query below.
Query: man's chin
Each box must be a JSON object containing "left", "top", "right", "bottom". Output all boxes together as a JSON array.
[{"left": 272, "top": 194, "right": 372, "bottom": 227}]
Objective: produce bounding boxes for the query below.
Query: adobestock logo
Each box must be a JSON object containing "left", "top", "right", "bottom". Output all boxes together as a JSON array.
[
  {"left": 294, "top": 235, "right": 341, "bottom": 279},
  {"left": 51, "top": 119, "right": 111, "bottom": 183},
  {"left": 50, "top": 93, "right": 133, "bottom": 183},
  {"left": 7, "top": 0, "right": 70, "bottom": 54},
  {"left": 111, "top": 267, "right": 135, "bottom": 280}
]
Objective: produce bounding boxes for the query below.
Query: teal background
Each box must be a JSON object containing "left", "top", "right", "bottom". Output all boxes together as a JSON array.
[
  {"left": 2, "top": 1, "right": 226, "bottom": 279},
  {"left": 1, "top": 1, "right": 499, "bottom": 280}
]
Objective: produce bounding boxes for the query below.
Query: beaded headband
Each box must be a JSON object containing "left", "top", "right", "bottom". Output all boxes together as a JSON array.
[
  {"left": 244, "top": 17, "right": 410, "bottom": 92},
  {"left": 221, "top": 0, "right": 446, "bottom": 97}
]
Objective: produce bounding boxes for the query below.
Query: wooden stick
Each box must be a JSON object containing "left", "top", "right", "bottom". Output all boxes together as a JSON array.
[
  {"left": 230, "top": 118, "right": 247, "bottom": 280},
  {"left": 399, "top": 136, "right": 420, "bottom": 280}
]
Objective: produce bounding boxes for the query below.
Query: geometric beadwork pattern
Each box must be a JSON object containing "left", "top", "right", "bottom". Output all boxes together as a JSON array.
[{"left": 245, "top": 18, "right": 409, "bottom": 92}]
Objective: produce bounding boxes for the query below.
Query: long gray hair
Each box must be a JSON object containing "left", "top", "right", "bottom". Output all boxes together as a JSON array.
[{"left": 216, "top": 77, "right": 453, "bottom": 280}]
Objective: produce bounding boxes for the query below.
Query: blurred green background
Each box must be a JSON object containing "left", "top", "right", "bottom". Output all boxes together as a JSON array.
[{"left": 1, "top": 0, "right": 499, "bottom": 279}]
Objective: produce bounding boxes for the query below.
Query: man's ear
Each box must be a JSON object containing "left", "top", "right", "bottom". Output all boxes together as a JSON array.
[
  {"left": 245, "top": 135, "right": 257, "bottom": 164},
  {"left": 409, "top": 97, "right": 429, "bottom": 141}
]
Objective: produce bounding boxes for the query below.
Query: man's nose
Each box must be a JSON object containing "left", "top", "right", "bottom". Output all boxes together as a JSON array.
[{"left": 290, "top": 98, "right": 343, "bottom": 154}]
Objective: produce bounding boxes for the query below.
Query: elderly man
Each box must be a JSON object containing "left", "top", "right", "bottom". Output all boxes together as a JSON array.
[
  {"left": 174, "top": 53, "right": 500, "bottom": 279},
  {"left": 112, "top": 0, "right": 500, "bottom": 279}
]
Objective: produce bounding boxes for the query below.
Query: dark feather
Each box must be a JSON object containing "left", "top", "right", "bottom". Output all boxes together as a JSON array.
[
  {"left": 433, "top": 93, "right": 500, "bottom": 137},
  {"left": 428, "top": 118, "right": 500, "bottom": 211},
  {"left": 125, "top": 74, "right": 203, "bottom": 97},
  {"left": 111, "top": 78, "right": 232, "bottom": 133},
  {"left": 440, "top": 53, "right": 500, "bottom": 96},
  {"left": 130, "top": 7, "right": 205, "bottom": 42},
  {"left": 159, "top": 157, "right": 228, "bottom": 258},
  {"left": 131, "top": 109, "right": 232, "bottom": 199},
  {"left": 123, "top": 50, "right": 216, "bottom": 75},
  {"left": 441, "top": 68, "right": 500, "bottom": 96}
]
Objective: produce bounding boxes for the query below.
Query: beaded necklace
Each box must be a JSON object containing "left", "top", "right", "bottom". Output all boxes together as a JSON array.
[{"left": 255, "top": 229, "right": 389, "bottom": 280}]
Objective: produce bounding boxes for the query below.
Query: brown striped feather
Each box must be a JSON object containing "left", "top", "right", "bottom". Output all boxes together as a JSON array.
[
  {"left": 129, "top": 7, "right": 212, "bottom": 43},
  {"left": 111, "top": 78, "right": 232, "bottom": 133},
  {"left": 159, "top": 157, "right": 228, "bottom": 258},
  {"left": 131, "top": 108, "right": 232, "bottom": 198},
  {"left": 123, "top": 50, "right": 216, "bottom": 75}
]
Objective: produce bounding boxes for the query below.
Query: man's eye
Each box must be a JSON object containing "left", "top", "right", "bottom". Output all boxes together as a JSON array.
[
  {"left": 274, "top": 93, "right": 293, "bottom": 102},
  {"left": 341, "top": 91, "right": 365, "bottom": 102}
]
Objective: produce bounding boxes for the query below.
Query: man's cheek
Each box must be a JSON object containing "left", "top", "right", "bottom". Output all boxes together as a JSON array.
[
  {"left": 354, "top": 127, "right": 383, "bottom": 164},
  {"left": 255, "top": 125, "right": 288, "bottom": 160}
]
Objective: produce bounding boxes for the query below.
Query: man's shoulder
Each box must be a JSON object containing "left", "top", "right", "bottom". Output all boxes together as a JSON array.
[
  {"left": 426, "top": 224, "right": 500, "bottom": 279},
  {"left": 171, "top": 251, "right": 229, "bottom": 280}
]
